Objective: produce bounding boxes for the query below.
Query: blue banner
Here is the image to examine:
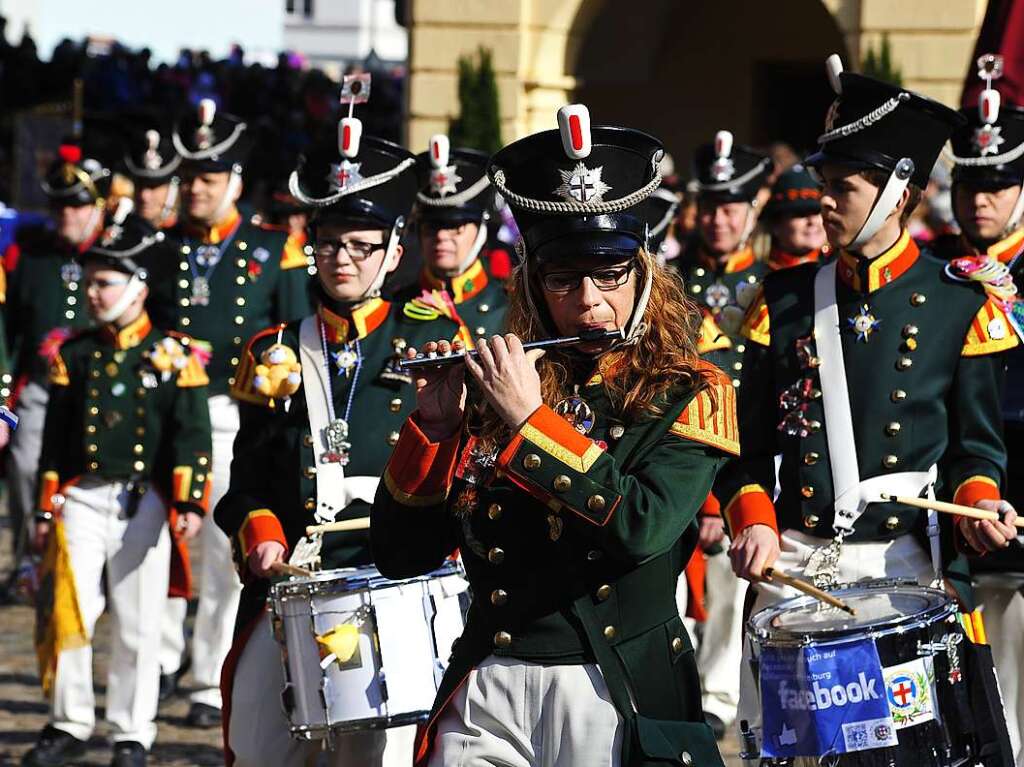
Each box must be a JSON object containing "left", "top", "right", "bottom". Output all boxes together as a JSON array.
[{"left": 760, "top": 636, "right": 898, "bottom": 758}]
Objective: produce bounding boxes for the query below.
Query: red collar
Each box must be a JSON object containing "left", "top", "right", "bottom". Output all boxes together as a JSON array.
[
  {"left": 102, "top": 312, "right": 152, "bottom": 350},
  {"left": 836, "top": 230, "right": 918, "bottom": 293},
  {"left": 766, "top": 246, "right": 828, "bottom": 271},
  {"left": 183, "top": 208, "right": 242, "bottom": 244},
  {"left": 318, "top": 297, "right": 390, "bottom": 344},
  {"left": 979, "top": 227, "right": 1024, "bottom": 263},
  {"left": 699, "top": 245, "right": 755, "bottom": 274},
  {"left": 420, "top": 258, "right": 489, "bottom": 303}
]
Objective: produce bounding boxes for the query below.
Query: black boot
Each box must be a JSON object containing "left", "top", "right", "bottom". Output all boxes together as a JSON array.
[
  {"left": 22, "top": 726, "right": 88, "bottom": 766},
  {"left": 110, "top": 741, "right": 146, "bottom": 767},
  {"left": 185, "top": 702, "right": 221, "bottom": 728},
  {"left": 158, "top": 653, "right": 191, "bottom": 703}
]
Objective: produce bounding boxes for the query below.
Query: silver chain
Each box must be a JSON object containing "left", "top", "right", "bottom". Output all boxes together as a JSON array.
[
  {"left": 288, "top": 158, "right": 417, "bottom": 209},
  {"left": 416, "top": 175, "right": 491, "bottom": 207},
  {"left": 944, "top": 139, "right": 1024, "bottom": 167},
  {"left": 817, "top": 93, "right": 911, "bottom": 144},
  {"left": 489, "top": 167, "right": 662, "bottom": 214}
]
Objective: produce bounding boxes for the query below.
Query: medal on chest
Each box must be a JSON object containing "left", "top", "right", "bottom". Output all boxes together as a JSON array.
[
  {"left": 704, "top": 281, "right": 731, "bottom": 310},
  {"left": 190, "top": 275, "right": 211, "bottom": 306},
  {"left": 452, "top": 441, "right": 497, "bottom": 517},
  {"left": 319, "top": 321, "right": 361, "bottom": 466},
  {"left": 61, "top": 261, "right": 82, "bottom": 289},
  {"left": 553, "top": 386, "right": 596, "bottom": 435},
  {"left": 331, "top": 346, "right": 360, "bottom": 377},
  {"left": 847, "top": 302, "right": 881, "bottom": 342},
  {"left": 322, "top": 418, "right": 352, "bottom": 465}
]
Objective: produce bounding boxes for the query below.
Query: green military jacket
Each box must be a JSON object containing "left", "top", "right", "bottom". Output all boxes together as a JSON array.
[
  {"left": 716, "top": 231, "right": 1014, "bottom": 550},
  {"left": 399, "top": 251, "right": 510, "bottom": 342},
  {"left": 7, "top": 225, "right": 95, "bottom": 386},
  {"left": 147, "top": 211, "right": 313, "bottom": 395},
  {"left": 214, "top": 295, "right": 459, "bottom": 630},
  {"left": 372, "top": 364, "right": 738, "bottom": 766},
  {"left": 35, "top": 311, "right": 213, "bottom": 516},
  {"left": 672, "top": 240, "right": 768, "bottom": 386}
]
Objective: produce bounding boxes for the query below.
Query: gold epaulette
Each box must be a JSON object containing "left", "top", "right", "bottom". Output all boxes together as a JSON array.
[
  {"left": 668, "top": 365, "right": 739, "bottom": 456},
  {"left": 697, "top": 312, "right": 732, "bottom": 354},
  {"left": 49, "top": 352, "right": 70, "bottom": 386},
  {"left": 739, "top": 287, "right": 770, "bottom": 346},
  {"left": 280, "top": 233, "right": 312, "bottom": 271},
  {"left": 962, "top": 298, "right": 1019, "bottom": 357}
]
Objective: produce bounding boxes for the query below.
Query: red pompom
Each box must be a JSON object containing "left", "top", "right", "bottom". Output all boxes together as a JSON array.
[{"left": 58, "top": 144, "right": 82, "bottom": 164}]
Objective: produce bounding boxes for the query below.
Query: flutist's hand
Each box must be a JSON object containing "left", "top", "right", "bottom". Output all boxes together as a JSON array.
[
  {"left": 465, "top": 334, "right": 544, "bottom": 430},
  {"left": 409, "top": 339, "right": 468, "bottom": 442},
  {"left": 959, "top": 499, "right": 1019, "bottom": 552}
]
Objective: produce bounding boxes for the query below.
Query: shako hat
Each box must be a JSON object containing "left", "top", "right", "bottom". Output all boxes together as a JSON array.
[{"left": 692, "top": 131, "right": 772, "bottom": 203}]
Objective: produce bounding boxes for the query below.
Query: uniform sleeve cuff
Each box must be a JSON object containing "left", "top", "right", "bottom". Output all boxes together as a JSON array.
[
  {"left": 381, "top": 414, "right": 462, "bottom": 507},
  {"left": 37, "top": 471, "right": 60, "bottom": 513},
  {"left": 699, "top": 492, "right": 721, "bottom": 517},
  {"left": 496, "top": 405, "right": 603, "bottom": 474},
  {"left": 238, "top": 509, "right": 288, "bottom": 559},
  {"left": 952, "top": 475, "right": 1000, "bottom": 507},
  {"left": 724, "top": 484, "right": 778, "bottom": 535}
]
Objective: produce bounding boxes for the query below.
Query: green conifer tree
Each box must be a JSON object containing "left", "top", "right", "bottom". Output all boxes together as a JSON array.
[
  {"left": 450, "top": 47, "right": 502, "bottom": 154},
  {"left": 861, "top": 34, "right": 903, "bottom": 86}
]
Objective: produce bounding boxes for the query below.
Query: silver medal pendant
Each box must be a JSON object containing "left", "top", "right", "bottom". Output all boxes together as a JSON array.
[
  {"left": 332, "top": 347, "right": 359, "bottom": 377},
  {"left": 553, "top": 391, "right": 596, "bottom": 435},
  {"left": 190, "top": 276, "right": 211, "bottom": 306},
  {"left": 322, "top": 418, "right": 351, "bottom": 465}
]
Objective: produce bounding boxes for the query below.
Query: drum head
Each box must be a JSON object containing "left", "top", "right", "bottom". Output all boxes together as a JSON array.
[{"left": 750, "top": 580, "right": 953, "bottom": 644}]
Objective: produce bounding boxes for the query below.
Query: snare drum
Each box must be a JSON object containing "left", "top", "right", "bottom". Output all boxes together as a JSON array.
[
  {"left": 270, "top": 560, "right": 469, "bottom": 740},
  {"left": 747, "top": 579, "right": 978, "bottom": 767}
]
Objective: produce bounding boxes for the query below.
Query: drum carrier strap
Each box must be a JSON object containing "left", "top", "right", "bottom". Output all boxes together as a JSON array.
[{"left": 810, "top": 262, "right": 941, "bottom": 587}]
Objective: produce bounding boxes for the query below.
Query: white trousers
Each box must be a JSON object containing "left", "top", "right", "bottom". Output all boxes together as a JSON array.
[
  {"left": 182, "top": 394, "right": 243, "bottom": 708},
  {"left": 429, "top": 655, "right": 624, "bottom": 767},
  {"left": 976, "top": 576, "right": 1024, "bottom": 766},
  {"left": 52, "top": 479, "right": 170, "bottom": 748},
  {"left": 159, "top": 596, "right": 188, "bottom": 675},
  {"left": 6, "top": 381, "right": 48, "bottom": 560},
  {"left": 229, "top": 612, "right": 416, "bottom": 767},
  {"left": 697, "top": 546, "right": 746, "bottom": 726},
  {"left": 737, "top": 530, "right": 933, "bottom": 745}
]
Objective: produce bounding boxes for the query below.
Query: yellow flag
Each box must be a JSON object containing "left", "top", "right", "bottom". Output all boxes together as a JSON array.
[
  {"left": 34, "top": 519, "right": 88, "bottom": 696},
  {"left": 315, "top": 624, "right": 361, "bottom": 664}
]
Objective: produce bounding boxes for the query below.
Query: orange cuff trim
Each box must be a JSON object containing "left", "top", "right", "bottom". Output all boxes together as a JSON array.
[
  {"left": 171, "top": 466, "right": 194, "bottom": 504},
  {"left": 700, "top": 492, "right": 721, "bottom": 517},
  {"left": 498, "top": 405, "right": 603, "bottom": 473},
  {"left": 238, "top": 509, "right": 287, "bottom": 558},
  {"left": 382, "top": 415, "right": 461, "bottom": 505},
  {"left": 724, "top": 484, "right": 777, "bottom": 535},
  {"left": 38, "top": 471, "right": 60, "bottom": 512},
  {"left": 953, "top": 475, "right": 1000, "bottom": 507}
]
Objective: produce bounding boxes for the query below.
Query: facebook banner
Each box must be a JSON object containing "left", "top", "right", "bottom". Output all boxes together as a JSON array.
[{"left": 760, "top": 636, "right": 898, "bottom": 758}]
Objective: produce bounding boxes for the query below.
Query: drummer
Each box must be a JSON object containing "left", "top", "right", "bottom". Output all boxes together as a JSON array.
[
  {"left": 716, "top": 55, "right": 1021, "bottom": 746},
  {"left": 213, "top": 112, "right": 460, "bottom": 766},
  {"left": 371, "top": 104, "right": 736, "bottom": 767}
]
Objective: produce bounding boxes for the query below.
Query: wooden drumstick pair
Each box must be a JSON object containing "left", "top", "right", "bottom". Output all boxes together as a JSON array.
[{"left": 880, "top": 494, "right": 1024, "bottom": 529}]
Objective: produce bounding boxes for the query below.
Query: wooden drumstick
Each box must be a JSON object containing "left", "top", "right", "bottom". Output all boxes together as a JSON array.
[
  {"left": 763, "top": 567, "right": 857, "bottom": 616},
  {"left": 880, "top": 494, "right": 1024, "bottom": 529},
  {"left": 304, "top": 517, "right": 372, "bottom": 536},
  {"left": 270, "top": 561, "right": 314, "bottom": 578}
]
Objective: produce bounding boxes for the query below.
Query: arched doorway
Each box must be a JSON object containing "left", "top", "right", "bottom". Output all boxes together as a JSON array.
[{"left": 568, "top": 0, "right": 850, "bottom": 164}]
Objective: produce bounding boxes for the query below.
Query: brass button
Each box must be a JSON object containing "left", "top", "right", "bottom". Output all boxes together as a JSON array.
[
  {"left": 807, "top": 420, "right": 821, "bottom": 432},
  {"left": 135, "top": 427, "right": 145, "bottom": 437},
  {"left": 903, "top": 338, "right": 918, "bottom": 351},
  {"left": 885, "top": 515, "right": 900, "bottom": 530},
  {"left": 133, "top": 443, "right": 144, "bottom": 455},
  {"left": 66, "top": 296, "right": 76, "bottom": 305},
  {"left": 133, "top": 460, "right": 145, "bottom": 472},
  {"left": 88, "top": 461, "right": 99, "bottom": 471},
  {"left": 230, "top": 357, "right": 240, "bottom": 367},
  {"left": 523, "top": 453, "right": 541, "bottom": 471},
  {"left": 198, "top": 456, "right": 209, "bottom": 466},
  {"left": 883, "top": 454, "right": 899, "bottom": 468},
  {"left": 181, "top": 317, "right": 191, "bottom": 327},
  {"left": 891, "top": 389, "right": 907, "bottom": 402},
  {"left": 803, "top": 514, "right": 819, "bottom": 528},
  {"left": 690, "top": 284, "right": 702, "bottom": 294},
  {"left": 236, "top": 258, "right": 247, "bottom": 268},
  {"left": 885, "top": 421, "right": 901, "bottom": 436},
  {"left": 65, "top": 310, "right": 75, "bottom": 320},
  {"left": 236, "top": 276, "right": 246, "bottom": 286},
  {"left": 192, "top": 489, "right": 203, "bottom": 500},
  {"left": 801, "top": 485, "right": 815, "bottom": 498},
  {"left": 303, "top": 466, "right": 317, "bottom": 478},
  {"left": 90, "top": 369, "right": 100, "bottom": 379},
  {"left": 88, "top": 388, "right": 99, "bottom": 398},
  {"left": 747, "top": 274, "right": 757, "bottom": 284},
  {"left": 732, "top": 361, "right": 743, "bottom": 371},
  {"left": 488, "top": 547, "right": 505, "bottom": 565},
  {"left": 609, "top": 424, "right": 625, "bottom": 440},
  {"left": 603, "top": 625, "right": 617, "bottom": 640},
  {"left": 389, "top": 398, "right": 402, "bottom": 413},
  {"left": 737, "top": 344, "right": 746, "bottom": 353},
  {"left": 178, "top": 279, "right": 189, "bottom": 289},
  {"left": 902, "top": 324, "right": 919, "bottom": 338},
  {"left": 93, "top": 350, "right": 102, "bottom": 360},
  {"left": 303, "top": 434, "right": 314, "bottom": 447},
  {"left": 553, "top": 474, "right": 572, "bottom": 492},
  {"left": 387, "top": 431, "right": 400, "bottom": 446},
  {"left": 587, "top": 494, "right": 606, "bottom": 512},
  {"left": 235, "top": 296, "right": 246, "bottom": 307},
  {"left": 911, "top": 292, "right": 926, "bottom": 306},
  {"left": 695, "top": 267, "right": 706, "bottom": 277},
  {"left": 587, "top": 549, "right": 603, "bottom": 561},
  {"left": 179, "top": 298, "right": 191, "bottom": 308},
  {"left": 479, "top": 303, "right": 491, "bottom": 314},
  {"left": 596, "top": 584, "right": 612, "bottom": 601},
  {"left": 488, "top": 503, "right": 503, "bottom": 520},
  {"left": 490, "top": 589, "right": 508, "bottom": 606},
  {"left": 135, "top": 407, "right": 146, "bottom": 417},
  {"left": 237, "top": 241, "right": 248, "bottom": 251},
  {"left": 896, "top": 357, "right": 913, "bottom": 370},
  {"left": 87, "top": 443, "right": 98, "bottom": 454},
  {"left": 233, "top": 336, "right": 243, "bottom": 345},
  {"left": 671, "top": 636, "right": 685, "bottom": 653},
  {"left": 89, "top": 406, "right": 99, "bottom": 416},
  {"left": 476, "top": 327, "right": 487, "bottom": 336},
  {"left": 803, "top": 452, "right": 819, "bottom": 465},
  {"left": 196, "top": 474, "right": 206, "bottom": 482},
  {"left": 86, "top": 424, "right": 97, "bottom": 434},
  {"left": 234, "top": 316, "right": 245, "bottom": 325},
  {"left": 732, "top": 378, "right": 741, "bottom": 388},
  {"left": 304, "top": 498, "right": 316, "bottom": 511},
  {"left": 494, "top": 631, "right": 512, "bottom": 648}
]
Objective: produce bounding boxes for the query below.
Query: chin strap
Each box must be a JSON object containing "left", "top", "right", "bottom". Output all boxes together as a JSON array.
[
  {"left": 848, "top": 158, "right": 915, "bottom": 251},
  {"left": 97, "top": 270, "right": 149, "bottom": 324},
  {"left": 209, "top": 165, "right": 242, "bottom": 226},
  {"left": 77, "top": 203, "right": 105, "bottom": 247},
  {"left": 440, "top": 217, "right": 489, "bottom": 278},
  {"left": 355, "top": 216, "right": 405, "bottom": 302},
  {"left": 160, "top": 177, "right": 180, "bottom": 227},
  {"left": 1000, "top": 179, "right": 1024, "bottom": 239},
  {"left": 738, "top": 200, "right": 760, "bottom": 248}
]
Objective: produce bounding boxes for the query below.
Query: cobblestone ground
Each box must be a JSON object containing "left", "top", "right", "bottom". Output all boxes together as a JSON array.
[{"left": 0, "top": 516, "right": 743, "bottom": 766}]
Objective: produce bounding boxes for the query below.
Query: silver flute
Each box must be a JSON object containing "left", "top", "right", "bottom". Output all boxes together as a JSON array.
[{"left": 397, "top": 328, "right": 623, "bottom": 371}]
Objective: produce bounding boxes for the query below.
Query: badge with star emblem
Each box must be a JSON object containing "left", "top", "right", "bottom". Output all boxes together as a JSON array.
[
  {"left": 328, "top": 160, "right": 363, "bottom": 192},
  {"left": 972, "top": 123, "right": 1004, "bottom": 156},
  {"left": 848, "top": 303, "right": 881, "bottom": 342},
  {"left": 430, "top": 165, "right": 461, "bottom": 197},
  {"left": 553, "top": 161, "right": 611, "bottom": 204}
]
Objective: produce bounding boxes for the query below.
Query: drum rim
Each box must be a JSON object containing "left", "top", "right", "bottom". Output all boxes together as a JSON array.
[
  {"left": 270, "top": 560, "right": 465, "bottom": 600},
  {"left": 748, "top": 579, "right": 956, "bottom": 647}
]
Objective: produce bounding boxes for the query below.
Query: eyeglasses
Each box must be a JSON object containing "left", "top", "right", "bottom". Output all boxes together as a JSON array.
[
  {"left": 540, "top": 264, "right": 634, "bottom": 294},
  {"left": 315, "top": 238, "right": 386, "bottom": 261}
]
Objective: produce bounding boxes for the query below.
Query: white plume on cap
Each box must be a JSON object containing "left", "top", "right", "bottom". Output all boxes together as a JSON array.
[
  {"left": 556, "top": 104, "right": 592, "bottom": 160},
  {"left": 339, "top": 117, "right": 362, "bottom": 159},
  {"left": 145, "top": 129, "right": 160, "bottom": 151},
  {"left": 113, "top": 196, "right": 134, "bottom": 224},
  {"left": 980, "top": 89, "right": 1002, "bottom": 125},
  {"left": 429, "top": 133, "right": 450, "bottom": 169},
  {"left": 826, "top": 53, "right": 844, "bottom": 95},
  {"left": 714, "top": 130, "right": 733, "bottom": 159},
  {"left": 198, "top": 98, "right": 216, "bottom": 126}
]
